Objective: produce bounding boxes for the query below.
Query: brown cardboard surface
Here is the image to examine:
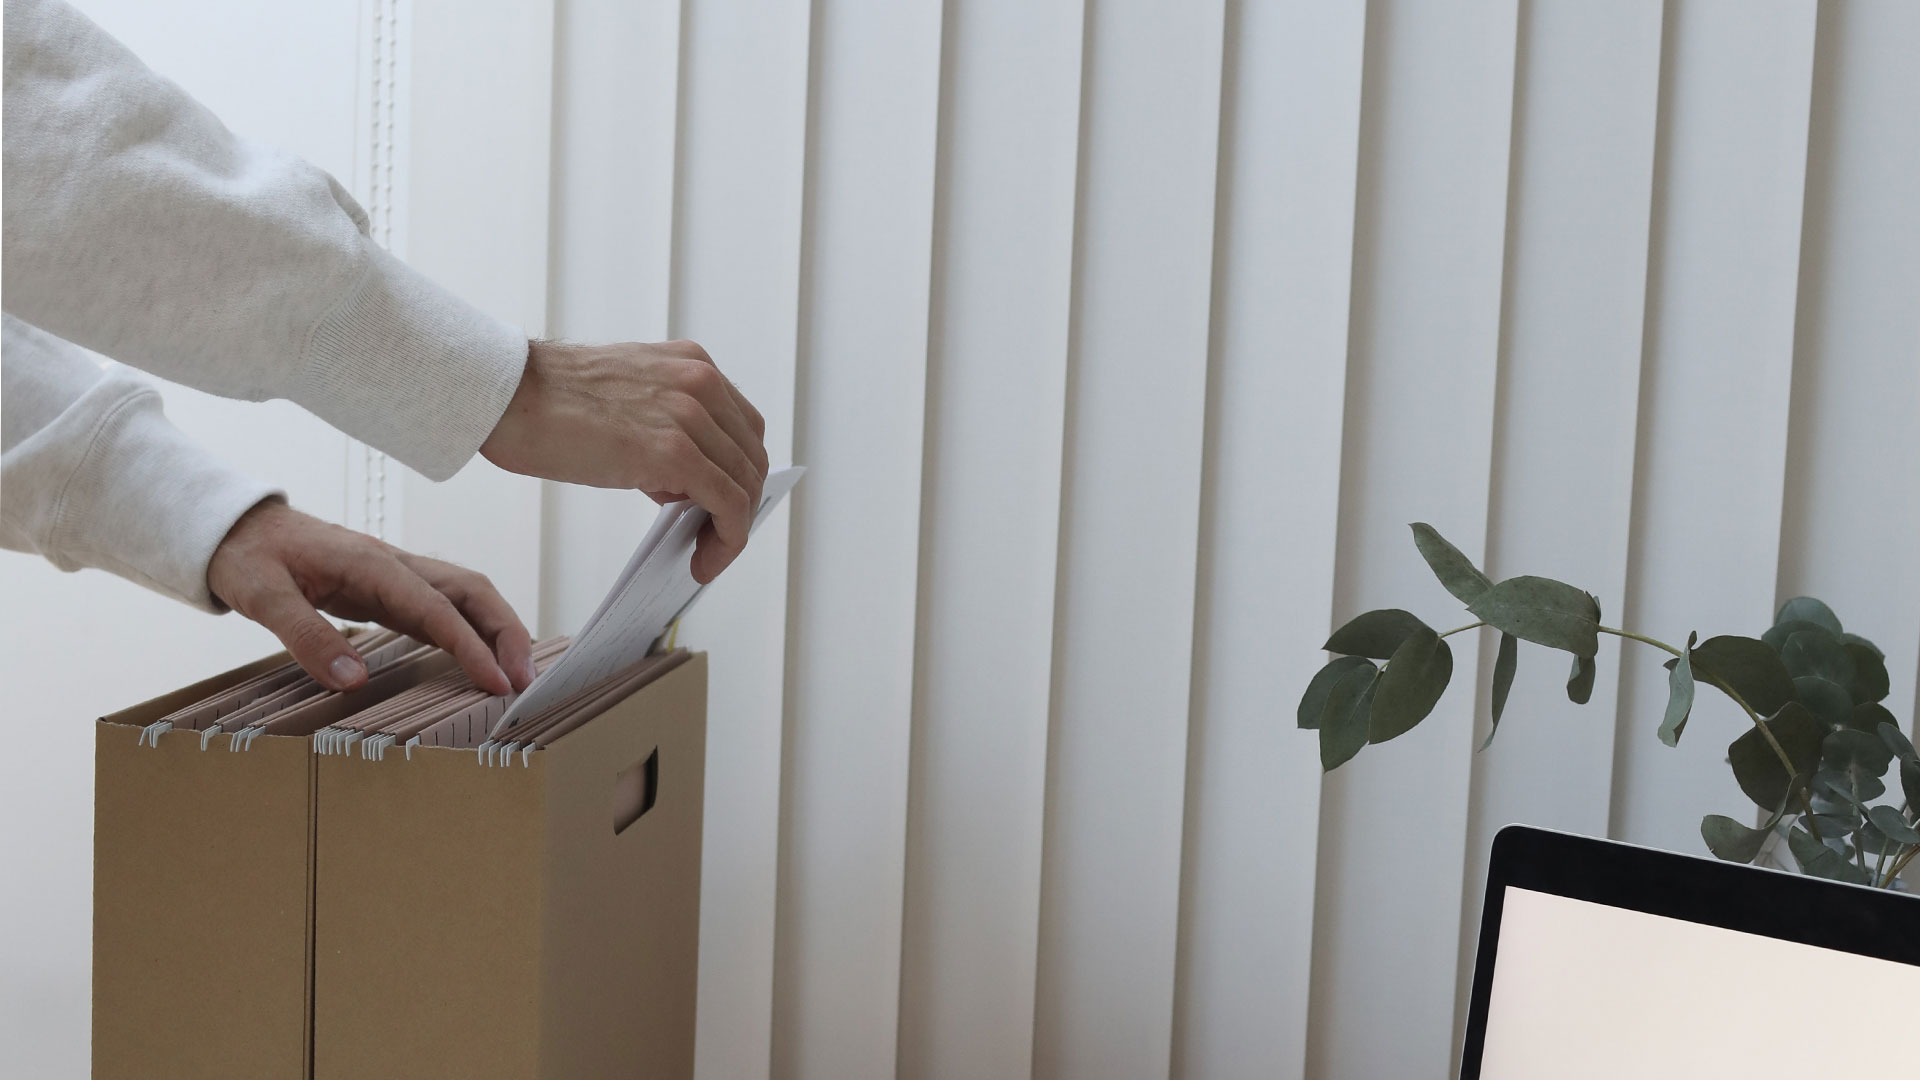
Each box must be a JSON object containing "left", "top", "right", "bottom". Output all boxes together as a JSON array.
[
  {"left": 537, "top": 651, "right": 706, "bottom": 1079},
  {"left": 312, "top": 735, "right": 545, "bottom": 1079},
  {"left": 93, "top": 643, "right": 465, "bottom": 1080},
  {"left": 313, "top": 653, "right": 707, "bottom": 1079},
  {"left": 93, "top": 724, "right": 314, "bottom": 1080}
]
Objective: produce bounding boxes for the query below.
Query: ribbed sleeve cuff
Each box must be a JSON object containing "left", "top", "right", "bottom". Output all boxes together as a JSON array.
[
  {"left": 51, "top": 389, "right": 283, "bottom": 612},
  {"left": 298, "top": 244, "right": 529, "bottom": 481}
]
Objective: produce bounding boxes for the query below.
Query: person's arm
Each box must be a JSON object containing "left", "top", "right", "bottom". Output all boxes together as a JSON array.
[
  {"left": 2, "top": 314, "right": 531, "bottom": 694},
  {"left": 1, "top": 314, "right": 278, "bottom": 610},
  {"left": 2, "top": 0, "right": 524, "bottom": 482},
  {"left": 3, "top": 0, "right": 769, "bottom": 579}
]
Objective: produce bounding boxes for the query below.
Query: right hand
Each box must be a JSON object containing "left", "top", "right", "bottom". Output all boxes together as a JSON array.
[
  {"left": 207, "top": 499, "right": 534, "bottom": 695},
  {"left": 479, "top": 339, "right": 770, "bottom": 583}
]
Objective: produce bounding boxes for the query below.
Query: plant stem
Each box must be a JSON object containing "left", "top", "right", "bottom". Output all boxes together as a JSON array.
[
  {"left": 1438, "top": 621, "right": 1486, "bottom": 640},
  {"left": 1601, "top": 622, "right": 1822, "bottom": 845},
  {"left": 1597, "top": 625, "right": 1684, "bottom": 657},
  {"left": 1879, "top": 844, "right": 1919, "bottom": 890},
  {"left": 1477, "top": 619, "right": 1859, "bottom": 855},
  {"left": 1706, "top": 678, "right": 1825, "bottom": 846}
]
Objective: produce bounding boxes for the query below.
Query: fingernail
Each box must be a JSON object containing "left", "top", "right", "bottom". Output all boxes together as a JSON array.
[
  {"left": 329, "top": 655, "right": 366, "bottom": 690},
  {"left": 522, "top": 657, "right": 538, "bottom": 686}
]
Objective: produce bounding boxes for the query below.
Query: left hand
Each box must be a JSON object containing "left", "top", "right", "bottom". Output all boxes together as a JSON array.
[{"left": 206, "top": 499, "right": 534, "bottom": 695}]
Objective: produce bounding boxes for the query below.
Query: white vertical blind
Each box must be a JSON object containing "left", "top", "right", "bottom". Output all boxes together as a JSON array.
[
  {"left": 540, "top": 0, "right": 684, "bottom": 637},
  {"left": 1170, "top": 2, "right": 1365, "bottom": 1078},
  {"left": 1456, "top": 0, "right": 1664, "bottom": 1053},
  {"left": 894, "top": 3, "right": 1084, "bottom": 1078},
  {"left": 1028, "top": 2, "right": 1226, "bottom": 1078},
  {"left": 398, "top": 0, "right": 554, "bottom": 621},
  {"left": 1776, "top": 0, "right": 1920, "bottom": 726},
  {"left": 15, "top": 2, "right": 1920, "bottom": 1077},
  {"left": 544, "top": 1, "right": 1916, "bottom": 1077},
  {"left": 772, "top": 0, "right": 941, "bottom": 1076},
  {"left": 1611, "top": 0, "right": 1819, "bottom": 855},
  {"left": 1308, "top": 2, "right": 1518, "bottom": 1078},
  {"left": 667, "top": 3, "right": 812, "bottom": 1077}
]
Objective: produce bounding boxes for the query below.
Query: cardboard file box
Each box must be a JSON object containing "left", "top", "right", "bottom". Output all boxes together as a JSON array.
[
  {"left": 92, "top": 649, "right": 707, "bottom": 1079},
  {"left": 313, "top": 651, "right": 706, "bottom": 1079},
  {"left": 94, "top": 651, "right": 322, "bottom": 1080}
]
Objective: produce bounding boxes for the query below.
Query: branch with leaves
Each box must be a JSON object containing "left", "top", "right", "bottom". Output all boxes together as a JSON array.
[{"left": 1298, "top": 524, "right": 1920, "bottom": 890}]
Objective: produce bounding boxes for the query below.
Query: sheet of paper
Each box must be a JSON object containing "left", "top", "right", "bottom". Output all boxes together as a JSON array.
[{"left": 493, "top": 466, "right": 805, "bottom": 734}]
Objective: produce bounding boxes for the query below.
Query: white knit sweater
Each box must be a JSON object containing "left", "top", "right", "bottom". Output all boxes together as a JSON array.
[{"left": 1, "top": 0, "right": 529, "bottom": 610}]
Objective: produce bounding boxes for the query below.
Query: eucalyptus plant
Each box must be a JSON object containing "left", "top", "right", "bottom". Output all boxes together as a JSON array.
[{"left": 1298, "top": 523, "right": 1920, "bottom": 890}]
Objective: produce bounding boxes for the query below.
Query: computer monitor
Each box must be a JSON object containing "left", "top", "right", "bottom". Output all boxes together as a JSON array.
[{"left": 1459, "top": 826, "right": 1920, "bottom": 1079}]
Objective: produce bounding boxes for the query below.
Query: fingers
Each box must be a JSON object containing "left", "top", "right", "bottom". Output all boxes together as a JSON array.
[
  {"left": 239, "top": 568, "right": 370, "bottom": 691},
  {"left": 680, "top": 400, "right": 764, "bottom": 519},
  {"left": 363, "top": 561, "right": 515, "bottom": 697},
  {"left": 676, "top": 340, "right": 768, "bottom": 445},
  {"left": 397, "top": 553, "right": 536, "bottom": 690},
  {"left": 666, "top": 442, "right": 753, "bottom": 583},
  {"left": 675, "top": 358, "right": 768, "bottom": 487},
  {"left": 691, "top": 518, "right": 729, "bottom": 585},
  {"left": 701, "top": 382, "right": 770, "bottom": 486},
  {"left": 659, "top": 348, "right": 766, "bottom": 584}
]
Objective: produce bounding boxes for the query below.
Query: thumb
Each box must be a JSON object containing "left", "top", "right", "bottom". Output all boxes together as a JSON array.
[{"left": 244, "top": 573, "right": 368, "bottom": 691}]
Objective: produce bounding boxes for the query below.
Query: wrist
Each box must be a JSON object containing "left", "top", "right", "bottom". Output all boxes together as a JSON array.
[
  {"left": 206, "top": 496, "right": 295, "bottom": 610},
  {"left": 483, "top": 340, "right": 554, "bottom": 471}
]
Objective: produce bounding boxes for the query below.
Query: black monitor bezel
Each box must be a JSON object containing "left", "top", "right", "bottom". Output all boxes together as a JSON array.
[{"left": 1457, "top": 825, "right": 1920, "bottom": 1079}]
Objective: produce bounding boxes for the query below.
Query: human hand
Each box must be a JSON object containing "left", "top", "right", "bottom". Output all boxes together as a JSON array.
[
  {"left": 479, "top": 339, "right": 769, "bottom": 583},
  {"left": 206, "top": 499, "right": 534, "bottom": 695}
]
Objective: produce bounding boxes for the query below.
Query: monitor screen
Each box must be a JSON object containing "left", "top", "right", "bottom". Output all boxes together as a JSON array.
[{"left": 1476, "top": 886, "right": 1920, "bottom": 1078}]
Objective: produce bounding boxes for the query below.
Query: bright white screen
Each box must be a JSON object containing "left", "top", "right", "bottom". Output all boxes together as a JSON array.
[{"left": 1478, "top": 887, "right": 1919, "bottom": 1078}]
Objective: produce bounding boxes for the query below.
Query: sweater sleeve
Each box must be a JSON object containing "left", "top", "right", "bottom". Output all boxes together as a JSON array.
[
  {"left": 0, "top": 0, "right": 528, "bottom": 481},
  {"left": 1, "top": 314, "right": 283, "bottom": 611}
]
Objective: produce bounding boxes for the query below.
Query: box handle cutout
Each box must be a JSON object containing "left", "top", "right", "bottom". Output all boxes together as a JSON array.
[{"left": 613, "top": 748, "right": 659, "bottom": 835}]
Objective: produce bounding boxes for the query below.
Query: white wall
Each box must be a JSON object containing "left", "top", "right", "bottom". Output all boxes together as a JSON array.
[{"left": 3, "top": 1, "right": 1916, "bottom": 1078}]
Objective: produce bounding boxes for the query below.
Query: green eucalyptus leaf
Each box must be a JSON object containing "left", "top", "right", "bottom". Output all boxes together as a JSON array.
[
  {"left": 1318, "top": 664, "right": 1379, "bottom": 771},
  {"left": 1812, "top": 767, "right": 1884, "bottom": 807},
  {"left": 1904, "top": 758, "right": 1920, "bottom": 810},
  {"left": 1370, "top": 626, "right": 1453, "bottom": 744},
  {"left": 1763, "top": 619, "right": 1830, "bottom": 654},
  {"left": 1788, "top": 826, "right": 1871, "bottom": 885},
  {"left": 1807, "top": 813, "right": 1860, "bottom": 839},
  {"left": 1794, "top": 677, "right": 1855, "bottom": 733},
  {"left": 1466, "top": 576, "right": 1600, "bottom": 658},
  {"left": 1701, "top": 815, "right": 1771, "bottom": 863},
  {"left": 1881, "top": 721, "right": 1919, "bottom": 764},
  {"left": 1811, "top": 770, "right": 1854, "bottom": 806},
  {"left": 1687, "top": 635, "right": 1796, "bottom": 718},
  {"left": 1409, "top": 523, "right": 1492, "bottom": 604},
  {"left": 1850, "top": 702, "right": 1898, "bottom": 736},
  {"left": 1657, "top": 632, "right": 1698, "bottom": 747},
  {"left": 1843, "top": 643, "right": 1890, "bottom": 704},
  {"left": 1781, "top": 628, "right": 1855, "bottom": 688},
  {"left": 1324, "top": 609, "right": 1430, "bottom": 661},
  {"left": 1855, "top": 817, "right": 1905, "bottom": 858},
  {"left": 1299, "top": 656, "right": 1378, "bottom": 730},
  {"left": 1823, "top": 727, "right": 1894, "bottom": 781},
  {"left": 1566, "top": 653, "right": 1596, "bottom": 706},
  {"left": 1809, "top": 783, "right": 1852, "bottom": 818},
  {"left": 1786, "top": 825, "right": 1825, "bottom": 868},
  {"left": 1482, "top": 632, "right": 1519, "bottom": 750},
  {"left": 1868, "top": 805, "right": 1920, "bottom": 846},
  {"left": 1838, "top": 632, "right": 1884, "bottom": 660},
  {"left": 1728, "top": 702, "right": 1825, "bottom": 811},
  {"left": 1775, "top": 597, "right": 1843, "bottom": 636}
]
